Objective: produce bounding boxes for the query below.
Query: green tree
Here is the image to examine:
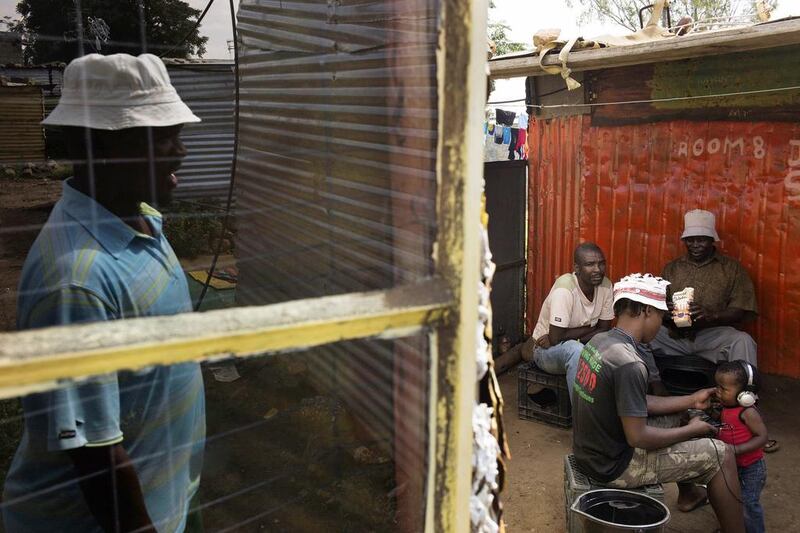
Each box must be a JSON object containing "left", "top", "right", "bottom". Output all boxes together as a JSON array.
[
  {"left": 487, "top": 0, "right": 529, "bottom": 57},
  {"left": 571, "top": 0, "right": 778, "bottom": 32},
  {"left": 488, "top": 21, "right": 528, "bottom": 56},
  {"left": 13, "top": 0, "right": 208, "bottom": 64}
]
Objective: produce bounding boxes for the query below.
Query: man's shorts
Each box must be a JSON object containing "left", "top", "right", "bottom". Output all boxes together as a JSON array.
[{"left": 606, "top": 415, "right": 728, "bottom": 488}]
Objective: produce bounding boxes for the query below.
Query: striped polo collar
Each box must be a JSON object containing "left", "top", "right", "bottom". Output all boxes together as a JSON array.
[{"left": 60, "top": 178, "right": 163, "bottom": 258}]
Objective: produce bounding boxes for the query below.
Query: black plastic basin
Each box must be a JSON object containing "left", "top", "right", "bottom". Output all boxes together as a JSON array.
[{"left": 570, "top": 489, "right": 670, "bottom": 532}]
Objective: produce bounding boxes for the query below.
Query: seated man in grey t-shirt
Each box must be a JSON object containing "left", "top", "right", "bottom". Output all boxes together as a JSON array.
[{"left": 572, "top": 274, "right": 745, "bottom": 533}]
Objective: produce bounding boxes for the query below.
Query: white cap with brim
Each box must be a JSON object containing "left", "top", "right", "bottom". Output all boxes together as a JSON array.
[
  {"left": 613, "top": 273, "right": 670, "bottom": 311},
  {"left": 680, "top": 209, "right": 720, "bottom": 241},
  {"left": 42, "top": 53, "right": 200, "bottom": 130}
]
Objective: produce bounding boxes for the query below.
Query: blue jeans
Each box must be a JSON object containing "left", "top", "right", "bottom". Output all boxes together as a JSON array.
[
  {"left": 739, "top": 458, "right": 766, "bottom": 533},
  {"left": 533, "top": 340, "right": 584, "bottom": 400}
]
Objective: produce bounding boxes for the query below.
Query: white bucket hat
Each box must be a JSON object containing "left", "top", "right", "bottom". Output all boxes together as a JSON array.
[
  {"left": 681, "top": 209, "right": 719, "bottom": 241},
  {"left": 42, "top": 53, "right": 200, "bottom": 130},
  {"left": 613, "top": 273, "right": 670, "bottom": 311}
]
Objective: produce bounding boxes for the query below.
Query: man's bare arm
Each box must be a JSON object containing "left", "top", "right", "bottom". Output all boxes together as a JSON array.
[
  {"left": 578, "top": 319, "right": 612, "bottom": 343},
  {"left": 646, "top": 387, "right": 715, "bottom": 416},
  {"left": 621, "top": 415, "right": 716, "bottom": 450},
  {"left": 546, "top": 320, "right": 610, "bottom": 346},
  {"left": 68, "top": 444, "right": 155, "bottom": 532}
]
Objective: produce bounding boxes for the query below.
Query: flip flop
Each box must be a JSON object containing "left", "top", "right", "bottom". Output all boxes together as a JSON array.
[
  {"left": 677, "top": 495, "right": 709, "bottom": 513},
  {"left": 764, "top": 439, "right": 780, "bottom": 453}
]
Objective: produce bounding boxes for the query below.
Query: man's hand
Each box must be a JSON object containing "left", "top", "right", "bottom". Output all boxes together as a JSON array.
[
  {"left": 687, "top": 413, "right": 718, "bottom": 438},
  {"left": 689, "top": 302, "right": 712, "bottom": 323},
  {"left": 535, "top": 334, "right": 552, "bottom": 349},
  {"left": 690, "top": 387, "right": 717, "bottom": 410}
]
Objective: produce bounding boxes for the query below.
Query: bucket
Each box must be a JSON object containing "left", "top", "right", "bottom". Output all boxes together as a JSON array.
[{"left": 570, "top": 489, "right": 670, "bottom": 533}]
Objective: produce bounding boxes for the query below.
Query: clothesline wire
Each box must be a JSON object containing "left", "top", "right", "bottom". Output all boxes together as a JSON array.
[
  {"left": 486, "top": 98, "right": 526, "bottom": 105},
  {"left": 487, "top": 84, "right": 800, "bottom": 110}
]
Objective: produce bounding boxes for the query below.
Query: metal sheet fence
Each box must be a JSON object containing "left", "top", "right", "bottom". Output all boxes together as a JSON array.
[
  {"left": 235, "top": 0, "right": 438, "bottom": 304},
  {"left": 0, "top": 86, "right": 44, "bottom": 163},
  {"left": 168, "top": 64, "right": 235, "bottom": 200},
  {"left": 527, "top": 115, "right": 800, "bottom": 377},
  {"left": 233, "top": 1, "right": 440, "bottom": 530}
]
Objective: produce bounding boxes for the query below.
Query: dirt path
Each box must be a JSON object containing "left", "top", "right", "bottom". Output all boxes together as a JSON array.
[{"left": 499, "top": 368, "right": 800, "bottom": 532}]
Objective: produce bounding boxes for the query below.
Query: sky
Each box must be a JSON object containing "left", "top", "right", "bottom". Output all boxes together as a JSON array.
[{"left": 2, "top": 0, "right": 800, "bottom": 61}]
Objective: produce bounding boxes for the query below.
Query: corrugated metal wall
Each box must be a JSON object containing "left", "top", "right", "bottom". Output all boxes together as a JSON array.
[
  {"left": 1, "top": 66, "right": 65, "bottom": 160},
  {"left": 527, "top": 114, "right": 800, "bottom": 378},
  {"left": 0, "top": 86, "right": 44, "bottom": 163},
  {"left": 235, "top": 0, "right": 437, "bottom": 303},
  {"left": 526, "top": 115, "right": 584, "bottom": 333},
  {"left": 233, "top": 1, "right": 439, "bottom": 530},
  {"left": 168, "top": 64, "right": 235, "bottom": 200}
]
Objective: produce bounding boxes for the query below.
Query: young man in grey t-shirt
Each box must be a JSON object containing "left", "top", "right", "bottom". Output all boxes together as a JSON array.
[{"left": 572, "top": 274, "right": 745, "bottom": 533}]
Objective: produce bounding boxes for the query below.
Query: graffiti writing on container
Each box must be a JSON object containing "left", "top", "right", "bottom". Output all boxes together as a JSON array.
[
  {"left": 674, "top": 136, "right": 766, "bottom": 159},
  {"left": 786, "top": 140, "right": 800, "bottom": 203}
]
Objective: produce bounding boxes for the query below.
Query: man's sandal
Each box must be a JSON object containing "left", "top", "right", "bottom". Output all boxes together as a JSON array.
[{"left": 764, "top": 439, "right": 780, "bottom": 453}]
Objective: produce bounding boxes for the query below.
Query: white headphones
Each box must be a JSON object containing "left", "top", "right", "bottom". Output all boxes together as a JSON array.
[{"left": 737, "top": 361, "right": 758, "bottom": 408}]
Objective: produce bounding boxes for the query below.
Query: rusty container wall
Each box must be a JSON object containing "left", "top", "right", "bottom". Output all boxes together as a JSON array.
[
  {"left": 526, "top": 115, "right": 584, "bottom": 335},
  {"left": 0, "top": 86, "right": 44, "bottom": 163},
  {"left": 528, "top": 44, "right": 800, "bottom": 378},
  {"left": 527, "top": 114, "right": 800, "bottom": 378}
]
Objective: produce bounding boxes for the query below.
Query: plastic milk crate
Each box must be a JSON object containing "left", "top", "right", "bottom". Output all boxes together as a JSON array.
[
  {"left": 564, "top": 454, "right": 665, "bottom": 533},
  {"left": 517, "top": 362, "right": 572, "bottom": 428}
]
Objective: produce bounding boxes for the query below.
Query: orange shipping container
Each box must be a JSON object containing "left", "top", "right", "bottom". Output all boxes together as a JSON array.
[{"left": 527, "top": 115, "right": 800, "bottom": 378}]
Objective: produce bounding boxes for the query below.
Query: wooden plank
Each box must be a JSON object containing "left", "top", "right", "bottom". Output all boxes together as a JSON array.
[
  {"left": 489, "top": 18, "right": 800, "bottom": 79},
  {"left": 528, "top": 73, "right": 588, "bottom": 119},
  {"left": 589, "top": 45, "right": 800, "bottom": 125},
  {"left": 0, "top": 279, "right": 452, "bottom": 399}
]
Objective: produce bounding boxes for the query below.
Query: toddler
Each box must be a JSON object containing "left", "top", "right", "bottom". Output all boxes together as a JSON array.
[{"left": 714, "top": 361, "right": 768, "bottom": 533}]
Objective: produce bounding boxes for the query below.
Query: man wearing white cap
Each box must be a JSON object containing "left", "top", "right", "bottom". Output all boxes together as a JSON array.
[
  {"left": 572, "top": 274, "right": 745, "bottom": 533},
  {"left": 650, "top": 209, "right": 758, "bottom": 368},
  {"left": 3, "top": 54, "right": 205, "bottom": 532}
]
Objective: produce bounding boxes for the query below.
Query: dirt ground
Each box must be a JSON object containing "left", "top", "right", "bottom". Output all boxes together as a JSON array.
[
  {"left": 0, "top": 176, "right": 63, "bottom": 332},
  {"left": 499, "top": 366, "right": 800, "bottom": 532}
]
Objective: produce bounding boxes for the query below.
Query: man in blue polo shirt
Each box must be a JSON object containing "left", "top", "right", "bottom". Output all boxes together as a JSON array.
[{"left": 3, "top": 54, "right": 205, "bottom": 532}]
